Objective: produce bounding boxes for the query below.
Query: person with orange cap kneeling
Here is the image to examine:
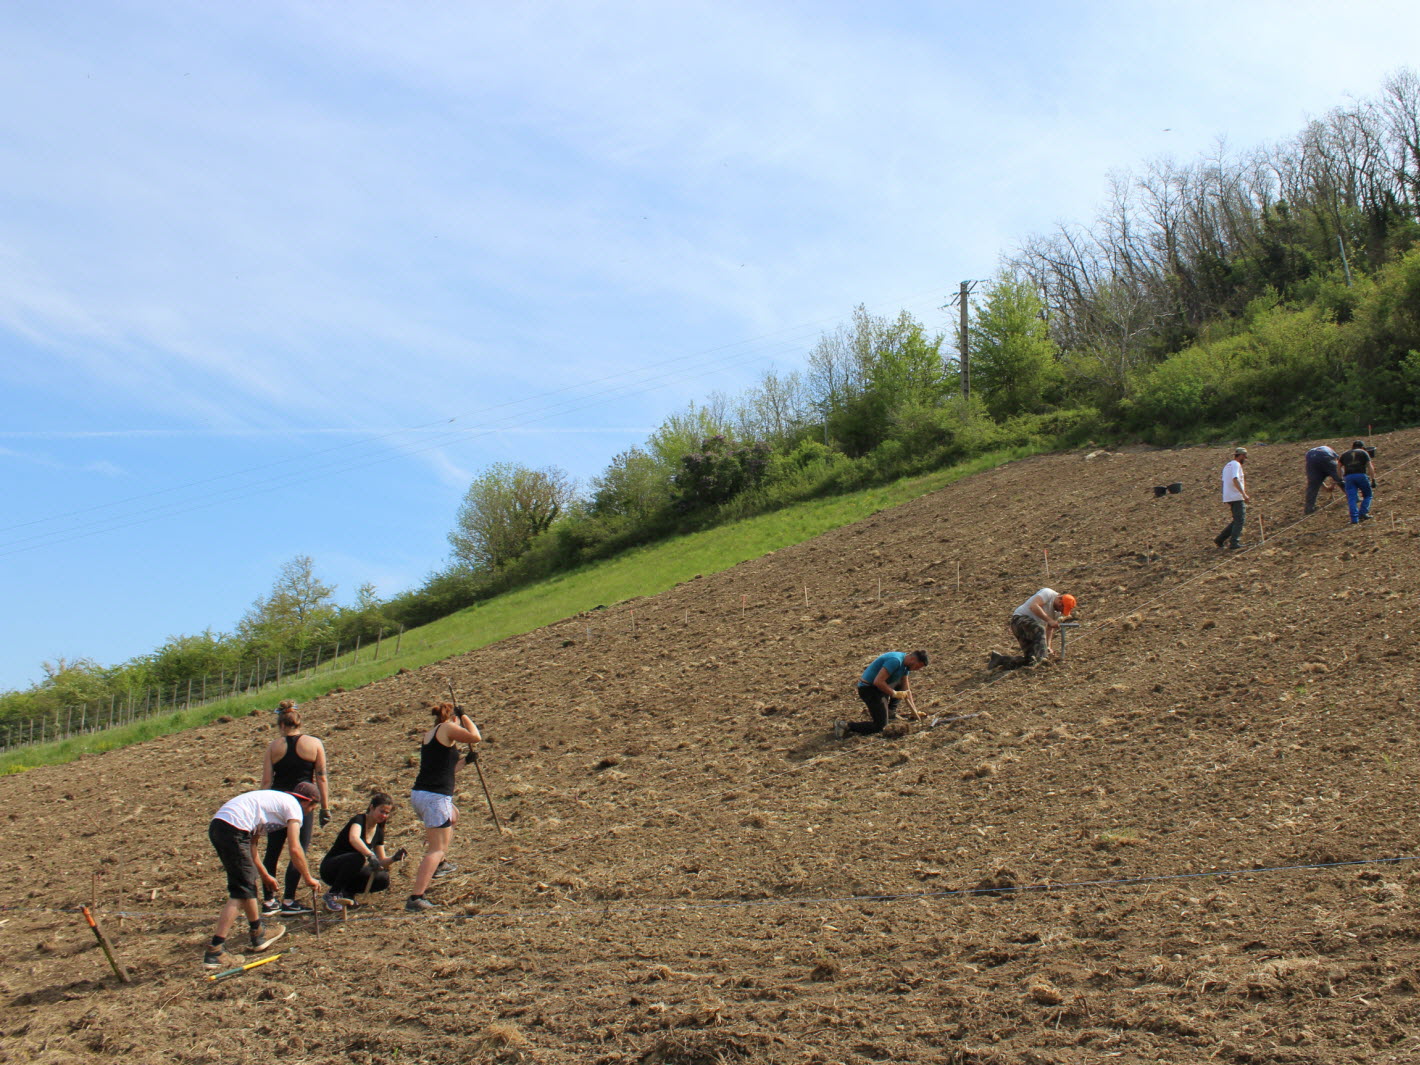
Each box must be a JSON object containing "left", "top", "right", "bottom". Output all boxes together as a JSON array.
[{"left": 989, "top": 588, "right": 1076, "bottom": 670}]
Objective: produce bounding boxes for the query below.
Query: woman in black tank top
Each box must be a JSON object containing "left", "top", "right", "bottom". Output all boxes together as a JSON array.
[
  {"left": 318, "top": 792, "right": 407, "bottom": 909},
  {"left": 259, "top": 705, "right": 329, "bottom": 913},
  {"left": 406, "top": 702, "right": 481, "bottom": 913}
]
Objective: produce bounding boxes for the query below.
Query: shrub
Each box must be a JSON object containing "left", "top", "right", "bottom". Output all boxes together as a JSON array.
[{"left": 671, "top": 436, "right": 771, "bottom": 512}]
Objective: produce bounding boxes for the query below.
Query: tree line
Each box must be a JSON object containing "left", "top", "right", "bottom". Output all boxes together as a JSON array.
[
  {"left": 406, "top": 69, "right": 1420, "bottom": 613},
  {"left": 6, "top": 69, "right": 1419, "bottom": 735},
  {"left": 0, "top": 556, "right": 395, "bottom": 741}
]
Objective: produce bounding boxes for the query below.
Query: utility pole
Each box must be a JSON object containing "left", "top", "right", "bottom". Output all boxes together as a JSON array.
[{"left": 956, "top": 280, "right": 978, "bottom": 399}]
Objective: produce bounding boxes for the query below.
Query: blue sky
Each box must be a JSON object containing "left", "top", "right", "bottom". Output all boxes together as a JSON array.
[{"left": 3, "top": 0, "right": 1418, "bottom": 690}]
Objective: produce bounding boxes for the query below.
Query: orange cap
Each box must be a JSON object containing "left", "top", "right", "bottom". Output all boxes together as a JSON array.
[{"left": 1058, "top": 594, "right": 1076, "bottom": 617}]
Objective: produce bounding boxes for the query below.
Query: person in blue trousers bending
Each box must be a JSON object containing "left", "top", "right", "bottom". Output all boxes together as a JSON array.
[{"left": 1338, "top": 440, "right": 1378, "bottom": 524}]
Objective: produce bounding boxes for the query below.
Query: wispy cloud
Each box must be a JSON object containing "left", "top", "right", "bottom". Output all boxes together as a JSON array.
[
  {"left": 0, "top": 443, "right": 128, "bottom": 477},
  {"left": 9, "top": 0, "right": 1414, "bottom": 455}
]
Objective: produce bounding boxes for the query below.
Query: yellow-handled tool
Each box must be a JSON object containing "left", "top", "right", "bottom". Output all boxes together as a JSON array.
[{"left": 208, "top": 947, "right": 294, "bottom": 981}]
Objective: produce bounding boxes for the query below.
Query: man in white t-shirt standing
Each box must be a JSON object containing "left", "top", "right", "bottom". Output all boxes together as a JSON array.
[
  {"left": 1213, "top": 446, "right": 1251, "bottom": 550},
  {"left": 204, "top": 782, "right": 321, "bottom": 970}
]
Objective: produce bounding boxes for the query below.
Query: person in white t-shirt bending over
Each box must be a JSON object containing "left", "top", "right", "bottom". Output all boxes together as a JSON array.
[
  {"left": 990, "top": 588, "right": 1076, "bottom": 670},
  {"left": 1214, "top": 446, "right": 1251, "bottom": 550},
  {"left": 204, "top": 782, "right": 321, "bottom": 970}
]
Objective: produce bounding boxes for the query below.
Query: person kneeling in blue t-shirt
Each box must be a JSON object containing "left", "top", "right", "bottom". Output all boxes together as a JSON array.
[{"left": 835, "top": 650, "right": 928, "bottom": 739}]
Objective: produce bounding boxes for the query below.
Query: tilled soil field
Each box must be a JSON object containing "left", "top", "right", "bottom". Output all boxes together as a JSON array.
[{"left": 3, "top": 432, "right": 1420, "bottom": 1065}]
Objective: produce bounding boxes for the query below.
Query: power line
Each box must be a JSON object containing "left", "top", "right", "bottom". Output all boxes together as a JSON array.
[{"left": 1, "top": 287, "right": 949, "bottom": 555}]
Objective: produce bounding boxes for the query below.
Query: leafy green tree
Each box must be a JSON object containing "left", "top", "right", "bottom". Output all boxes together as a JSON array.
[
  {"left": 38, "top": 657, "right": 113, "bottom": 709},
  {"left": 333, "top": 582, "right": 390, "bottom": 645},
  {"left": 590, "top": 447, "right": 670, "bottom": 525},
  {"left": 807, "top": 306, "right": 949, "bottom": 456},
  {"left": 147, "top": 630, "right": 240, "bottom": 686},
  {"left": 646, "top": 401, "right": 732, "bottom": 467},
  {"left": 239, "top": 555, "right": 337, "bottom": 657},
  {"left": 968, "top": 273, "right": 1062, "bottom": 419},
  {"left": 449, "top": 463, "right": 576, "bottom": 570}
]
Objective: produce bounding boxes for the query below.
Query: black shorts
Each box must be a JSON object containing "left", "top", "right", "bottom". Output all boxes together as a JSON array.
[{"left": 209, "top": 818, "right": 259, "bottom": 900}]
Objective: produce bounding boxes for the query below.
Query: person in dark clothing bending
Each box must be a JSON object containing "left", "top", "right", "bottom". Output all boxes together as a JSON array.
[
  {"left": 1338, "top": 440, "right": 1378, "bottom": 523},
  {"left": 1304, "top": 444, "right": 1345, "bottom": 514},
  {"left": 834, "top": 650, "right": 928, "bottom": 739},
  {"left": 319, "top": 792, "right": 406, "bottom": 911}
]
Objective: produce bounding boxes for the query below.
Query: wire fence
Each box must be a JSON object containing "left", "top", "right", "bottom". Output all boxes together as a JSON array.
[{"left": 0, "top": 625, "right": 406, "bottom": 754}]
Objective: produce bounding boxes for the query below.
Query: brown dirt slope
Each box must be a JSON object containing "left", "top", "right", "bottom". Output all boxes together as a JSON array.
[{"left": 3, "top": 432, "right": 1420, "bottom": 1065}]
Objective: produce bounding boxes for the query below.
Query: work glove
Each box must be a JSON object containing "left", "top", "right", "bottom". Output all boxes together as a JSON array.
[
  {"left": 465, "top": 749, "right": 479, "bottom": 765},
  {"left": 366, "top": 855, "right": 383, "bottom": 875},
  {"left": 392, "top": 847, "right": 408, "bottom": 863},
  {"left": 319, "top": 807, "right": 331, "bottom": 828},
  {"left": 894, "top": 690, "right": 909, "bottom": 699}
]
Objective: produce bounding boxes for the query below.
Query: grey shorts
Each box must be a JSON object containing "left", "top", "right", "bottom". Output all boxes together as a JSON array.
[{"left": 410, "top": 789, "right": 454, "bottom": 829}]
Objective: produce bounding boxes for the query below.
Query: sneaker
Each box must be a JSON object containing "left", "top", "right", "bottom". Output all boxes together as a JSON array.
[
  {"left": 279, "top": 899, "right": 313, "bottom": 915},
  {"left": 248, "top": 924, "right": 287, "bottom": 953},
  {"left": 405, "top": 895, "right": 435, "bottom": 914},
  {"left": 1359, "top": 513, "right": 1372, "bottom": 521},
  {"left": 322, "top": 891, "right": 351, "bottom": 913},
  {"left": 433, "top": 861, "right": 458, "bottom": 878},
  {"left": 203, "top": 947, "right": 237, "bottom": 971},
  {"left": 832, "top": 719, "right": 847, "bottom": 740},
  {"left": 261, "top": 897, "right": 280, "bottom": 915}
]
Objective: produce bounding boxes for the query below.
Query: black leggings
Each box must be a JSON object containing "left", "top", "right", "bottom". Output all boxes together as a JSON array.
[
  {"left": 262, "top": 802, "right": 313, "bottom": 900},
  {"left": 320, "top": 852, "right": 390, "bottom": 897},
  {"left": 848, "top": 684, "right": 899, "bottom": 736}
]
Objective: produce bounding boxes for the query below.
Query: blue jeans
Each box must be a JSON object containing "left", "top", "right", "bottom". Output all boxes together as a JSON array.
[
  {"left": 1216, "top": 500, "right": 1246, "bottom": 548},
  {"left": 1344, "top": 473, "right": 1372, "bottom": 521}
]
